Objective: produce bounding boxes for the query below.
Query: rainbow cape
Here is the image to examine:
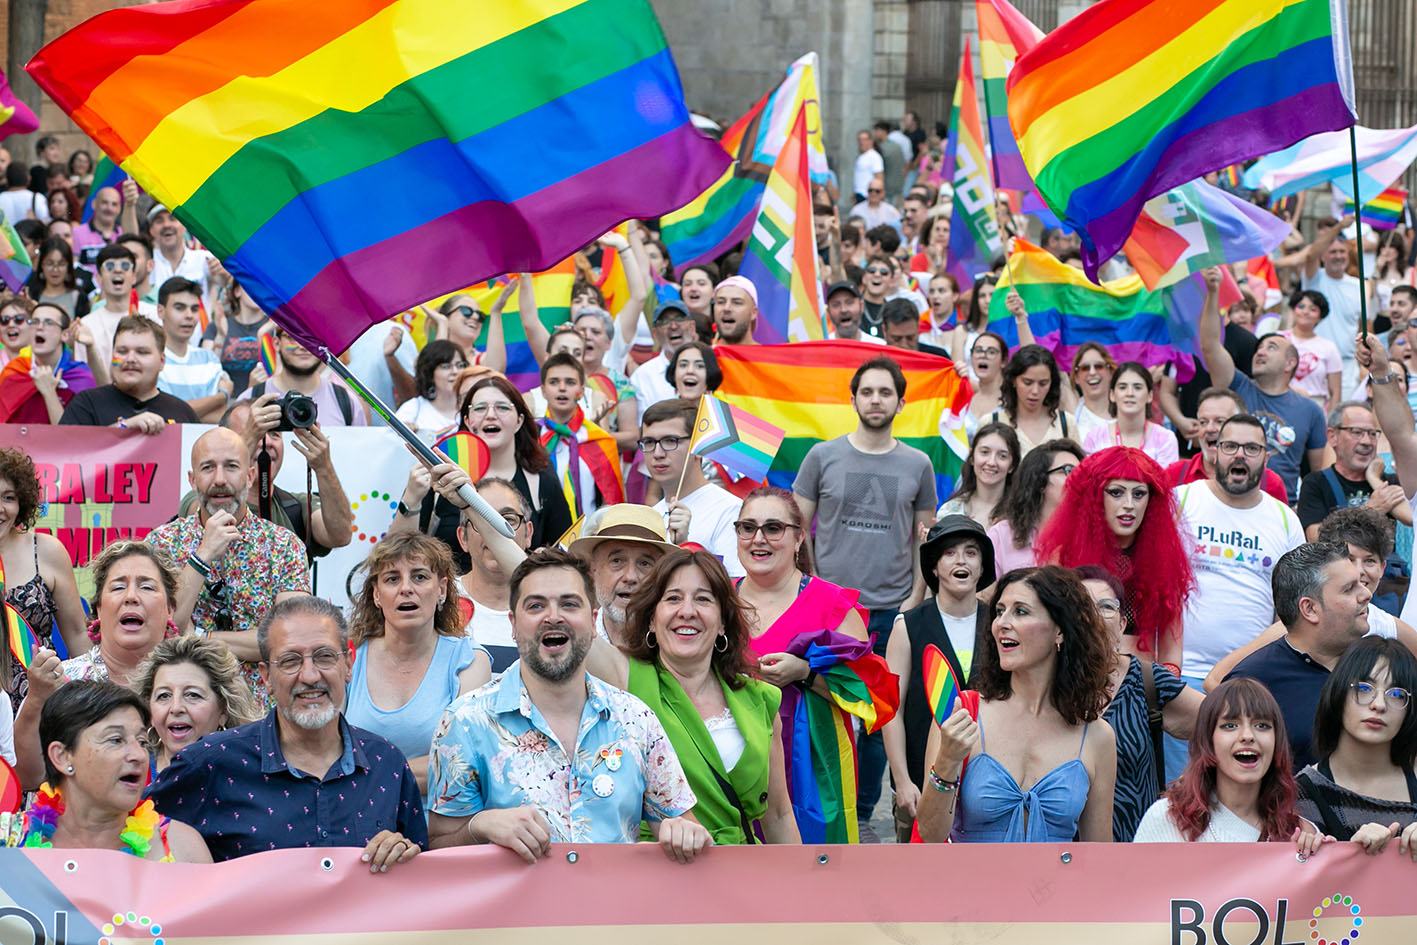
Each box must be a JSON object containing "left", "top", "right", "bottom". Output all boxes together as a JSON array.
[
  {"left": 737, "top": 109, "right": 825, "bottom": 343},
  {"left": 1343, "top": 186, "right": 1407, "bottom": 231},
  {"left": 538, "top": 407, "right": 623, "bottom": 518},
  {"left": 943, "top": 38, "right": 1002, "bottom": 288},
  {"left": 0, "top": 66, "right": 38, "bottom": 140},
  {"left": 0, "top": 211, "right": 33, "bottom": 293},
  {"left": 1007, "top": 0, "right": 1357, "bottom": 280},
  {"left": 27, "top": 0, "right": 730, "bottom": 357},
  {"left": 715, "top": 341, "right": 971, "bottom": 501},
  {"left": 688, "top": 394, "right": 785, "bottom": 484},
  {"left": 0, "top": 347, "right": 96, "bottom": 422},
  {"left": 976, "top": 0, "right": 1044, "bottom": 194}
]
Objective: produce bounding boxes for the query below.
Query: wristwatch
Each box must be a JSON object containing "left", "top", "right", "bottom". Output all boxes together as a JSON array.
[
  {"left": 1372, "top": 372, "right": 1398, "bottom": 385},
  {"left": 396, "top": 500, "right": 418, "bottom": 518}
]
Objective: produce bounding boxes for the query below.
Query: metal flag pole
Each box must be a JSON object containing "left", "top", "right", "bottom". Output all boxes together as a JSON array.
[
  {"left": 320, "top": 349, "right": 516, "bottom": 539},
  {"left": 1349, "top": 125, "right": 1369, "bottom": 339}
]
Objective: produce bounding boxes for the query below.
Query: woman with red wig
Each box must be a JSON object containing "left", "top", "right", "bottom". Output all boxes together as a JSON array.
[
  {"left": 1035, "top": 446, "right": 1194, "bottom": 674},
  {"left": 1134, "top": 677, "right": 1317, "bottom": 849}
]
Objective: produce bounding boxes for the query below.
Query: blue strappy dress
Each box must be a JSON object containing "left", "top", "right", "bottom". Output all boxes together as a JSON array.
[{"left": 950, "top": 714, "right": 1092, "bottom": 842}]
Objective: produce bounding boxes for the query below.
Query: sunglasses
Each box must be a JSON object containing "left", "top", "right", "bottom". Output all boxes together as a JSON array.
[
  {"left": 101, "top": 260, "right": 134, "bottom": 273},
  {"left": 0, "top": 314, "right": 27, "bottom": 327},
  {"left": 452, "top": 305, "right": 483, "bottom": 320},
  {"left": 733, "top": 519, "right": 799, "bottom": 540}
]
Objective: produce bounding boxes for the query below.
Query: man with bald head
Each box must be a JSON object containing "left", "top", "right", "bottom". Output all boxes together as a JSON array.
[
  {"left": 148, "top": 426, "right": 311, "bottom": 705},
  {"left": 72, "top": 178, "right": 140, "bottom": 272},
  {"left": 1197, "top": 266, "right": 1327, "bottom": 503}
]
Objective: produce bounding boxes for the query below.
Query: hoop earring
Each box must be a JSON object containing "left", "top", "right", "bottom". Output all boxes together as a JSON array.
[
  {"left": 86, "top": 618, "right": 102, "bottom": 643},
  {"left": 645, "top": 631, "right": 658, "bottom": 649},
  {"left": 165, "top": 619, "right": 181, "bottom": 639},
  {"left": 714, "top": 634, "right": 728, "bottom": 653},
  {"left": 1055, "top": 638, "right": 1062, "bottom": 652}
]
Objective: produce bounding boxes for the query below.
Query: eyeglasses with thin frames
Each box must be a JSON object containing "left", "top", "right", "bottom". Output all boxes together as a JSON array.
[
  {"left": 268, "top": 648, "right": 344, "bottom": 675},
  {"left": 1351, "top": 681, "right": 1412, "bottom": 709}
]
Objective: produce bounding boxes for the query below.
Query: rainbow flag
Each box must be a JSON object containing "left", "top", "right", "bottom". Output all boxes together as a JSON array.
[
  {"left": 689, "top": 394, "right": 786, "bottom": 483},
  {"left": 0, "top": 67, "right": 38, "bottom": 140},
  {"left": 0, "top": 347, "right": 96, "bottom": 422},
  {"left": 538, "top": 408, "right": 624, "bottom": 517},
  {"left": 737, "top": 110, "right": 824, "bottom": 344},
  {"left": 660, "top": 52, "right": 827, "bottom": 269},
  {"left": 1, "top": 553, "right": 40, "bottom": 668},
  {"left": 1343, "top": 186, "right": 1408, "bottom": 231},
  {"left": 258, "top": 333, "right": 278, "bottom": 378},
  {"left": 0, "top": 211, "right": 32, "bottom": 293},
  {"left": 79, "top": 155, "right": 126, "bottom": 225},
  {"left": 27, "top": 0, "right": 730, "bottom": 357},
  {"left": 989, "top": 238, "right": 1188, "bottom": 377},
  {"left": 1007, "top": 0, "right": 1358, "bottom": 281},
  {"left": 715, "top": 341, "right": 972, "bottom": 501},
  {"left": 976, "top": 0, "right": 1044, "bottom": 193},
  {"left": 943, "top": 38, "right": 1002, "bottom": 289},
  {"left": 594, "top": 224, "right": 633, "bottom": 314}
]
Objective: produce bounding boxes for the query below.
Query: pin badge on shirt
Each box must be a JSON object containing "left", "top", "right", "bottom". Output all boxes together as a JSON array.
[
  {"left": 591, "top": 773, "right": 615, "bottom": 798},
  {"left": 599, "top": 745, "right": 623, "bottom": 771}
]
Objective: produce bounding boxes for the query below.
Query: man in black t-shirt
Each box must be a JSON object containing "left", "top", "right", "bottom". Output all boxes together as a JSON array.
[
  {"left": 59, "top": 316, "right": 197, "bottom": 430},
  {"left": 1297, "top": 401, "right": 1407, "bottom": 540}
]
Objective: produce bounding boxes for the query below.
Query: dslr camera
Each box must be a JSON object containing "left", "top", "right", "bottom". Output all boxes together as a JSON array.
[{"left": 275, "top": 390, "right": 318, "bottom": 431}]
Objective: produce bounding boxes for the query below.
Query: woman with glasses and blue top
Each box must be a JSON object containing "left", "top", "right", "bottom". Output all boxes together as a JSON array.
[
  {"left": 345, "top": 532, "right": 490, "bottom": 794},
  {"left": 1295, "top": 637, "right": 1417, "bottom": 859}
]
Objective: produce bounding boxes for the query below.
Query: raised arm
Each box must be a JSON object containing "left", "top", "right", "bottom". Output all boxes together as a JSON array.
[
  {"left": 1301, "top": 215, "right": 1353, "bottom": 281},
  {"left": 611, "top": 228, "right": 649, "bottom": 347},
  {"left": 516, "top": 274, "right": 552, "bottom": 365},
  {"left": 1356, "top": 332, "right": 1417, "bottom": 494},
  {"left": 1197, "top": 266, "right": 1235, "bottom": 390},
  {"left": 882, "top": 616, "right": 919, "bottom": 822},
  {"left": 480, "top": 279, "right": 515, "bottom": 372}
]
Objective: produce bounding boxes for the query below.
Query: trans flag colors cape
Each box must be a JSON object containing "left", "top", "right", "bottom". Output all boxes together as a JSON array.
[
  {"left": 0, "top": 67, "right": 38, "bottom": 140},
  {"left": 1243, "top": 123, "right": 1417, "bottom": 205},
  {"left": 715, "top": 341, "right": 972, "bottom": 501},
  {"left": 943, "top": 38, "right": 1002, "bottom": 289},
  {"left": 737, "top": 110, "right": 825, "bottom": 344},
  {"left": 1007, "top": 0, "right": 1357, "bottom": 280},
  {"left": 976, "top": 0, "right": 1044, "bottom": 194},
  {"left": 27, "top": 0, "right": 730, "bottom": 356},
  {"left": 660, "top": 52, "right": 827, "bottom": 269}
]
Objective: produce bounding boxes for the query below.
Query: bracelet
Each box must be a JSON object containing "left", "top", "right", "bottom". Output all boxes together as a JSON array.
[
  {"left": 927, "top": 767, "right": 959, "bottom": 793},
  {"left": 187, "top": 553, "right": 213, "bottom": 579},
  {"left": 803, "top": 669, "right": 818, "bottom": 689}
]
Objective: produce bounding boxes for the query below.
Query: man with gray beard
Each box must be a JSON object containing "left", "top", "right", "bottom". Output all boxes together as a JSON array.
[
  {"left": 147, "top": 427, "right": 309, "bottom": 706},
  {"left": 147, "top": 596, "right": 426, "bottom": 863}
]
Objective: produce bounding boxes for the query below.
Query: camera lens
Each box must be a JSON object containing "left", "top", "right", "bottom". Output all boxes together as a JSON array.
[{"left": 286, "top": 394, "right": 317, "bottom": 429}]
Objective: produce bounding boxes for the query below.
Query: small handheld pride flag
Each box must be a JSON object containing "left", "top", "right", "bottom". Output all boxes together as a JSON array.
[
  {"left": 432, "top": 432, "right": 491, "bottom": 483},
  {"left": 922, "top": 644, "right": 961, "bottom": 727},
  {"left": 585, "top": 373, "right": 618, "bottom": 406},
  {"left": 5, "top": 603, "right": 38, "bottom": 669},
  {"left": 1343, "top": 186, "right": 1408, "bottom": 231},
  {"left": 688, "top": 394, "right": 785, "bottom": 483},
  {"left": 258, "top": 333, "right": 278, "bottom": 377}
]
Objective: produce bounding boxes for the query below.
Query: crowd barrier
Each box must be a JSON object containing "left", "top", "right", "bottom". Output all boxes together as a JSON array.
[{"left": 0, "top": 842, "right": 1412, "bottom": 944}]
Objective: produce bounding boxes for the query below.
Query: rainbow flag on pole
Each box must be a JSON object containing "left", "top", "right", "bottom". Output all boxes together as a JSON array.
[
  {"left": 715, "top": 341, "right": 972, "bottom": 500},
  {"left": 1007, "top": 0, "right": 1358, "bottom": 281},
  {"left": 1244, "top": 124, "right": 1417, "bottom": 205},
  {"left": 28, "top": 0, "right": 730, "bottom": 357},
  {"left": 688, "top": 394, "right": 786, "bottom": 483},
  {"left": 943, "top": 38, "right": 1002, "bottom": 288},
  {"left": 738, "top": 110, "right": 825, "bottom": 344},
  {"left": 1343, "top": 186, "right": 1408, "bottom": 230},
  {"left": 976, "top": 0, "right": 1044, "bottom": 193}
]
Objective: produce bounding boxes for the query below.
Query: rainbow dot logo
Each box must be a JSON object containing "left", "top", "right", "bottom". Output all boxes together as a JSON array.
[
  {"left": 347, "top": 491, "right": 397, "bottom": 544},
  {"left": 1309, "top": 893, "right": 1361, "bottom": 945},
  {"left": 100, "top": 910, "right": 163, "bottom": 945}
]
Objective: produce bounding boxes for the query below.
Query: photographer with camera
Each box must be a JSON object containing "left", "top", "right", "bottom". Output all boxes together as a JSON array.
[{"left": 236, "top": 325, "right": 369, "bottom": 426}]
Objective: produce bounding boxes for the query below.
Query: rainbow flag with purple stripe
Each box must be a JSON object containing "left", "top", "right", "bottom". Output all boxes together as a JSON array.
[
  {"left": 943, "top": 38, "right": 1002, "bottom": 288},
  {"left": 28, "top": 0, "right": 730, "bottom": 357},
  {"left": 689, "top": 394, "right": 785, "bottom": 483},
  {"left": 976, "top": 0, "right": 1044, "bottom": 193},
  {"left": 1343, "top": 186, "right": 1407, "bottom": 231},
  {"left": 0, "top": 212, "right": 32, "bottom": 293}
]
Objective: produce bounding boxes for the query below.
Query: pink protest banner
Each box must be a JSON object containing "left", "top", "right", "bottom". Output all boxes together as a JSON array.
[
  {"left": 2, "top": 424, "right": 183, "bottom": 571},
  {"left": 0, "top": 842, "right": 1413, "bottom": 943}
]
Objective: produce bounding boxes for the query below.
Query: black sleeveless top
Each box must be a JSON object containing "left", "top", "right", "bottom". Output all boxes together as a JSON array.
[{"left": 900, "top": 601, "right": 975, "bottom": 789}]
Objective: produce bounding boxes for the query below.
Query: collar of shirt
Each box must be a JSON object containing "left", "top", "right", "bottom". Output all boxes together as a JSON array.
[
  {"left": 491, "top": 661, "right": 613, "bottom": 730},
  {"left": 255, "top": 710, "right": 365, "bottom": 780}
]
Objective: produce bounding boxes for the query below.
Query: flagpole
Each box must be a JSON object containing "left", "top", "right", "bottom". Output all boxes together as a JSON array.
[
  {"left": 320, "top": 349, "right": 516, "bottom": 539},
  {"left": 1349, "top": 125, "right": 1368, "bottom": 339}
]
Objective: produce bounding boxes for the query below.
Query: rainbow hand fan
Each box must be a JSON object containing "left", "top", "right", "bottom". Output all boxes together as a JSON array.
[
  {"left": 258, "top": 333, "right": 278, "bottom": 377},
  {"left": 5, "top": 603, "right": 38, "bottom": 669},
  {"left": 922, "top": 644, "right": 961, "bottom": 727},
  {"left": 432, "top": 431, "right": 491, "bottom": 482}
]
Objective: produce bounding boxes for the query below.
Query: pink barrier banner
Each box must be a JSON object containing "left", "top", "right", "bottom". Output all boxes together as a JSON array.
[
  {"left": 3, "top": 424, "right": 184, "bottom": 571},
  {"left": 0, "top": 843, "right": 1413, "bottom": 943}
]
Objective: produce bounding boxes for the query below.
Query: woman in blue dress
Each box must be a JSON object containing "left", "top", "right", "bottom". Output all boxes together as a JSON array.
[{"left": 916, "top": 565, "right": 1117, "bottom": 842}]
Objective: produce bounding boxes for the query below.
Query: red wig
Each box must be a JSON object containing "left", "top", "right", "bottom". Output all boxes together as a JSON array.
[
  {"left": 1034, "top": 446, "right": 1193, "bottom": 656},
  {"left": 1164, "top": 678, "right": 1299, "bottom": 841}
]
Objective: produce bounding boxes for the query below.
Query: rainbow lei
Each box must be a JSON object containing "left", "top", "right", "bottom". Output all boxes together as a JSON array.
[{"left": 21, "top": 783, "right": 160, "bottom": 857}]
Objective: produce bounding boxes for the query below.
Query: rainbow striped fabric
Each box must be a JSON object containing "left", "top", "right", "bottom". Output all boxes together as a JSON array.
[
  {"left": 737, "top": 110, "right": 825, "bottom": 344},
  {"left": 2, "top": 554, "right": 39, "bottom": 668},
  {"left": 922, "top": 644, "right": 961, "bottom": 728},
  {"left": 976, "top": 0, "right": 1044, "bottom": 193},
  {"left": 943, "top": 38, "right": 1002, "bottom": 288},
  {"left": 0, "top": 212, "right": 32, "bottom": 293},
  {"left": 27, "top": 0, "right": 729, "bottom": 356},
  {"left": 538, "top": 408, "right": 623, "bottom": 518},
  {"left": 1007, "top": 0, "right": 1357, "bottom": 280},
  {"left": 79, "top": 155, "right": 125, "bottom": 224},
  {"left": 715, "top": 341, "right": 971, "bottom": 501},
  {"left": 1343, "top": 186, "right": 1408, "bottom": 230},
  {"left": 689, "top": 394, "right": 785, "bottom": 483}
]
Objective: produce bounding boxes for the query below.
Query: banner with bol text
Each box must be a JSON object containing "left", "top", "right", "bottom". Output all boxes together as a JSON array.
[{"left": 0, "top": 843, "right": 1412, "bottom": 944}]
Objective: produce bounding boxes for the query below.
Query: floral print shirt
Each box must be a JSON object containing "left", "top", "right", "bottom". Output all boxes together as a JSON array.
[
  {"left": 60, "top": 646, "right": 110, "bottom": 682},
  {"left": 146, "top": 511, "right": 310, "bottom": 706},
  {"left": 428, "top": 661, "right": 695, "bottom": 843}
]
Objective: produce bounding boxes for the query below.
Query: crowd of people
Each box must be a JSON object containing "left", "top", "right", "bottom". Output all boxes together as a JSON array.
[{"left": 4, "top": 116, "right": 1417, "bottom": 870}]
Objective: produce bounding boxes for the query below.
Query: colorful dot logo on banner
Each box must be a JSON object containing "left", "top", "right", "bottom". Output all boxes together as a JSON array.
[
  {"left": 1310, "top": 894, "right": 1361, "bottom": 945},
  {"left": 100, "top": 911, "right": 163, "bottom": 945},
  {"left": 432, "top": 432, "right": 492, "bottom": 482},
  {"left": 348, "top": 491, "right": 397, "bottom": 545}
]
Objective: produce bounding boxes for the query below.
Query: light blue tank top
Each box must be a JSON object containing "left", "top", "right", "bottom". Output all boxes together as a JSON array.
[
  {"left": 345, "top": 634, "right": 487, "bottom": 762},
  {"left": 950, "top": 715, "right": 1091, "bottom": 843}
]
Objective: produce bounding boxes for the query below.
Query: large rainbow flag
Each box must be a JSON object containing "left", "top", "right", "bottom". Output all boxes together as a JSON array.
[
  {"left": 737, "top": 110, "right": 824, "bottom": 344},
  {"left": 27, "top": 0, "right": 730, "bottom": 357},
  {"left": 715, "top": 341, "right": 971, "bottom": 501},
  {"left": 1007, "top": 0, "right": 1357, "bottom": 280},
  {"left": 976, "top": 0, "right": 1044, "bottom": 193},
  {"left": 943, "top": 38, "right": 1002, "bottom": 289}
]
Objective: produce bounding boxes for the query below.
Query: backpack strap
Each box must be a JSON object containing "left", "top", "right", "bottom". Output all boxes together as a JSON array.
[
  {"left": 1320, "top": 467, "right": 1347, "bottom": 509},
  {"left": 332, "top": 383, "right": 354, "bottom": 425}
]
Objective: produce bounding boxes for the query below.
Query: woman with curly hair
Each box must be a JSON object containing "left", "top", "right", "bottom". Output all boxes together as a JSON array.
[
  {"left": 133, "top": 635, "right": 262, "bottom": 773},
  {"left": 1135, "top": 677, "right": 1314, "bottom": 849},
  {"left": 1, "top": 447, "right": 88, "bottom": 707},
  {"left": 1035, "top": 446, "right": 1194, "bottom": 673},
  {"left": 916, "top": 565, "right": 1117, "bottom": 842},
  {"left": 346, "top": 532, "right": 490, "bottom": 791},
  {"left": 585, "top": 548, "right": 799, "bottom": 845},
  {"left": 986, "top": 438, "right": 1085, "bottom": 577}
]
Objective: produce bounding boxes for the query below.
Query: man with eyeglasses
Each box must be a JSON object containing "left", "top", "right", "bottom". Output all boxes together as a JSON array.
[
  {"left": 148, "top": 427, "right": 311, "bottom": 706},
  {"left": 236, "top": 325, "right": 368, "bottom": 426},
  {"left": 1168, "top": 413, "right": 1303, "bottom": 780},
  {"left": 72, "top": 243, "right": 159, "bottom": 384},
  {"left": 1164, "top": 387, "right": 1288, "bottom": 503},
  {"left": 631, "top": 301, "right": 697, "bottom": 422},
  {"left": 147, "top": 595, "right": 426, "bottom": 864},
  {"left": 640, "top": 397, "right": 744, "bottom": 577},
  {"left": 1224, "top": 542, "right": 1372, "bottom": 770},
  {"left": 0, "top": 301, "right": 96, "bottom": 423},
  {"left": 1295, "top": 401, "right": 1408, "bottom": 541}
]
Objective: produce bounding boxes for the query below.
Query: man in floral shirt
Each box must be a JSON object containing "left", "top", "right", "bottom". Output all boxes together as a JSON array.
[
  {"left": 147, "top": 427, "right": 309, "bottom": 706},
  {"left": 426, "top": 548, "right": 710, "bottom": 863}
]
